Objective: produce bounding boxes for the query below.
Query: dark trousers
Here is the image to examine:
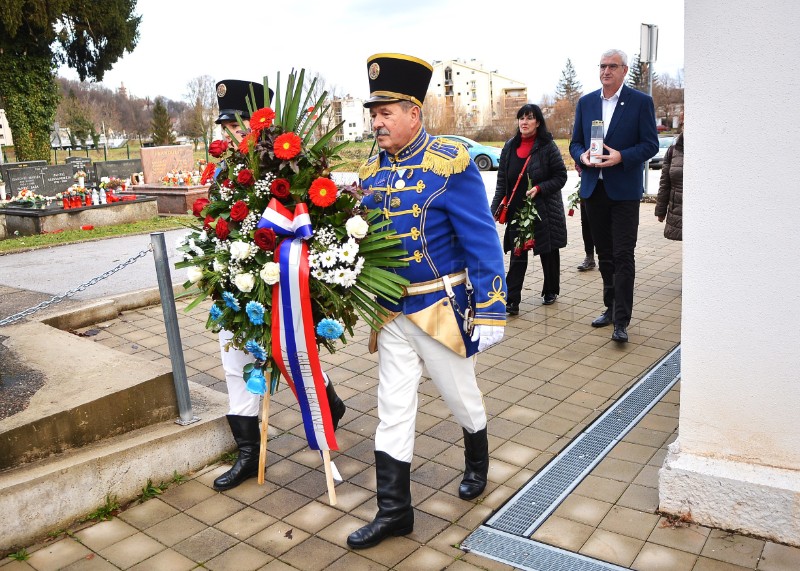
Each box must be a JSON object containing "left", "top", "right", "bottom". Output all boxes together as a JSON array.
[
  {"left": 580, "top": 201, "right": 594, "bottom": 258},
  {"left": 506, "top": 249, "right": 560, "bottom": 306},
  {"left": 585, "top": 181, "right": 639, "bottom": 325}
]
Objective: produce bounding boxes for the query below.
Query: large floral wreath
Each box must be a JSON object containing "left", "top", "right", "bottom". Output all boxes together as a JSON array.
[{"left": 176, "top": 70, "right": 408, "bottom": 394}]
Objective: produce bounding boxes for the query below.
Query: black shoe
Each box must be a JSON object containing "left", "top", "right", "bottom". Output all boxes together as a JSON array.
[
  {"left": 611, "top": 324, "right": 629, "bottom": 343},
  {"left": 459, "top": 427, "right": 489, "bottom": 500},
  {"left": 347, "top": 451, "right": 414, "bottom": 549},
  {"left": 591, "top": 308, "right": 613, "bottom": 327},
  {"left": 213, "top": 415, "right": 260, "bottom": 491},
  {"left": 506, "top": 303, "right": 519, "bottom": 316},
  {"left": 325, "top": 377, "right": 346, "bottom": 431},
  {"left": 577, "top": 257, "right": 596, "bottom": 271},
  {"left": 542, "top": 294, "right": 558, "bottom": 306}
]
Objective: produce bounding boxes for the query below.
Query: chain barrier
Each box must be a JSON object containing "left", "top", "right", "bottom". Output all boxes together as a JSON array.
[{"left": 0, "top": 245, "right": 153, "bottom": 327}]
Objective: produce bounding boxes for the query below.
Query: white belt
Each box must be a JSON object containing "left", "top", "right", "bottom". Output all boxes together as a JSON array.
[{"left": 403, "top": 271, "right": 468, "bottom": 297}]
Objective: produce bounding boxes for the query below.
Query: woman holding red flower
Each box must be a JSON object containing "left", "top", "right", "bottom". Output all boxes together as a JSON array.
[{"left": 490, "top": 104, "right": 568, "bottom": 315}]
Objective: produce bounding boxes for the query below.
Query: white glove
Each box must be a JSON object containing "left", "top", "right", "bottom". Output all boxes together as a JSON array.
[{"left": 471, "top": 325, "right": 505, "bottom": 352}]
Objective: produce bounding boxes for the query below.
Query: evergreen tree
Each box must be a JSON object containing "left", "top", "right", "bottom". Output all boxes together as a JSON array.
[
  {"left": 627, "top": 53, "right": 655, "bottom": 94},
  {"left": 151, "top": 98, "right": 176, "bottom": 145},
  {"left": 554, "top": 59, "right": 583, "bottom": 106}
]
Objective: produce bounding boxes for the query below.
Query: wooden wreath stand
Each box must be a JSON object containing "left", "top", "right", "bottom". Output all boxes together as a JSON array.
[{"left": 256, "top": 390, "right": 337, "bottom": 505}]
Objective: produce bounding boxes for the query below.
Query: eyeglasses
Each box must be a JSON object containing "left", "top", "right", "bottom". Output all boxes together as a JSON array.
[{"left": 599, "top": 64, "right": 623, "bottom": 71}]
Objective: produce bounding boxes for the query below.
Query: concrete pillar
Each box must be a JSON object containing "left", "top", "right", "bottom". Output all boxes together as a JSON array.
[{"left": 658, "top": 0, "right": 800, "bottom": 546}]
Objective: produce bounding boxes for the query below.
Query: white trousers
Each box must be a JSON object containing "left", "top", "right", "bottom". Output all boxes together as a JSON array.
[
  {"left": 218, "top": 330, "right": 261, "bottom": 417},
  {"left": 375, "top": 315, "right": 487, "bottom": 463}
]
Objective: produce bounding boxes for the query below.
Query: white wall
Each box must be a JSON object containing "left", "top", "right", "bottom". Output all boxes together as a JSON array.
[{"left": 659, "top": 0, "right": 800, "bottom": 544}]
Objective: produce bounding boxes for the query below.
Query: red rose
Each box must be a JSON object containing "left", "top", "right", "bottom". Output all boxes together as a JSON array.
[
  {"left": 192, "top": 198, "right": 210, "bottom": 218},
  {"left": 215, "top": 218, "right": 230, "bottom": 240},
  {"left": 524, "top": 239, "right": 535, "bottom": 251},
  {"left": 222, "top": 178, "right": 233, "bottom": 188},
  {"left": 208, "top": 139, "right": 228, "bottom": 158},
  {"left": 237, "top": 169, "right": 255, "bottom": 186},
  {"left": 513, "top": 247, "right": 523, "bottom": 257},
  {"left": 253, "top": 227, "right": 277, "bottom": 251},
  {"left": 271, "top": 178, "right": 291, "bottom": 199},
  {"left": 568, "top": 208, "right": 575, "bottom": 217},
  {"left": 230, "top": 200, "right": 249, "bottom": 222},
  {"left": 203, "top": 215, "right": 214, "bottom": 230}
]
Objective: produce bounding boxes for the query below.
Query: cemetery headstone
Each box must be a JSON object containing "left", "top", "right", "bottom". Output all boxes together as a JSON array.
[
  {"left": 65, "top": 156, "right": 94, "bottom": 185},
  {"left": 6, "top": 165, "right": 75, "bottom": 198},
  {"left": 94, "top": 159, "right": 143, "bottom": 182},
  {"left": 0, "top": 160, "right": 47, "bottom": 185},
  {"left": 140, "top": 145, "right": 194, "bottom": 184}
]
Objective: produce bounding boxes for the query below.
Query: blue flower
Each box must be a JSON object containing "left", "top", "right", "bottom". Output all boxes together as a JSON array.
[
  {"left": 246, "top": 301, "right": 265, "bottom": 325},
  {"left": 245, "top": 340, "right": 267, "bottom": 361},
  {"left": 245, "top": 367, "right": 267, "bottom": 395},
  {"left": 316, "top": 318, "right": 344, "bottom": 340},
  {"left": 209, "top": 304, "right": 223, "bottom": 321},
  {"left": 222, "top": 291, "right": 240, "bottom": 311}
]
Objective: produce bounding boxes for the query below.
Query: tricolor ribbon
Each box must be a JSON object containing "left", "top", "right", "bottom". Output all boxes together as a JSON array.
[{"left": 264, "top": 200, "right": 337, "bottom": 451}]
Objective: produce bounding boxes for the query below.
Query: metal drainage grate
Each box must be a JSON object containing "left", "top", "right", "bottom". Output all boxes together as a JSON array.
[
  {"left": 485, "top": 345, "right": 680, "bottom": 536},
  {"left": 462, "top": 527, "right": 630, "bottom": 571},
  {"left": 462, "top": 346, "right": 681, "bottom": 570}
]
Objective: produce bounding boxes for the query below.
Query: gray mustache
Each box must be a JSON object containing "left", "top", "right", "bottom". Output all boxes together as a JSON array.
[{"left": 375, "top": 129, "right": 390, "bottom": 136}]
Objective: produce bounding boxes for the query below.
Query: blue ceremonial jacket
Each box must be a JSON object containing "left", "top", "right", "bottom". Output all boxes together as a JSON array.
[
  {"left": 359, "top": 127, "right": 507, "bottom": 357},
  {"left": 569, "top": 85, "right": 659, "bottom": 201}
]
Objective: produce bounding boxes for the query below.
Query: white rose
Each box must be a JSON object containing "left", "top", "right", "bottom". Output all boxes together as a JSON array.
[
  {"left": 260, "top": 262, "right": 280, "bottom": 285},
  {"left": 229, "top": 241, "right": 251, "bottom": 261},
  {"left": 187, "top": 266, "right": 204, "bottom": 283},
  {"left": 345, "top": 215, "right": 369, "bottom": 239},
  {"left": 234, "top": 272, "right": 255, "bottom": 292},
  {"left": 213, "top": 259, "right": 226, "bottom": 273}
]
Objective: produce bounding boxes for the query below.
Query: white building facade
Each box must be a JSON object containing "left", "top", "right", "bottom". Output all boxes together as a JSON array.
[{"left": 0, "top": 109, "right": 13, "bottom": 149}]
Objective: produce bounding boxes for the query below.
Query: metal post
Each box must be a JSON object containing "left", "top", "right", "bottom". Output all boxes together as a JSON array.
[
  {"left": 150, "top": 232, "right": 199, "bottom": 425},
  {"left": 640, "top": 23, "right": 659, "bottom": 194}
]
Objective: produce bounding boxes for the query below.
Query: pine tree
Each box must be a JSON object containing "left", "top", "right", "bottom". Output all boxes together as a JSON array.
[
  {"left": 554, "top": 59, "right": 583, "bottom": 106},
  {"left": 151, "top": 98, "right": 176, "bottom": 145},
  {"left": 627, "top": 53, "right": 655, "bottom": 94}
]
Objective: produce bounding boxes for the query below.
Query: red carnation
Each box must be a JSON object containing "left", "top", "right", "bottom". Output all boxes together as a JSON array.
[
  {"left": 200, "top": 162, "right": 217, "bottom": 185},
  {"left": 271, "top": 178, "right": 291, "bottom": 199},
  {"left": 308, "top": 177, "right": 338, "bottom": 207},
  {"left": 192, "top": 198, "right": 210, "bottom": 218},
  {"left": 203, "top": 215, "right": 214, "bottom": 230},
  {"left": 273, "top": 132, "right": 302, "bottom": 160},
  {"left": 230, "top": 200, "right": 249, "bottom": 222},
  {"left": 237, "top": 169, "right": 255, "bottom": 186},
  {"left": 250, "top": 107, "right": 276, "bottom": 132},
  {"left": 215, "top": 218, "right": 230, "bottom": 240},
  {"left": 253, "top": 227, "right": 277, "bottom": 251},
  {"left": 208, "top": 139, "right": 228, "bottom": 158}
]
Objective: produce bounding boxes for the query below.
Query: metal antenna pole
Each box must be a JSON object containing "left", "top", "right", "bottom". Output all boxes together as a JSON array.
[{"left": 150, "top": 232, "right": 199, "bottom": 425}]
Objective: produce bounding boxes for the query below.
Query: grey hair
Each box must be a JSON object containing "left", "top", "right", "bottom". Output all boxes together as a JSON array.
[
  {"left": 398, "top": 99, "right": 424, "bottom": 122},
  {"left": 601, "top": 49, "right": 628, "bottom": 66}
]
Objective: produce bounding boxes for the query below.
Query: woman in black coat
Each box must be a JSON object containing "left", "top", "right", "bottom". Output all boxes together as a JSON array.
[{"left": 490, "top": 104, "right": 568, "bottom": 315}]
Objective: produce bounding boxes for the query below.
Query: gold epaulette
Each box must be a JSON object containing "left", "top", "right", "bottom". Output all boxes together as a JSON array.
[
  {"left": 358, "top": 155, "right": 380, "bottom": 180},
  {"left": 421, "top": 138, "right": 470, "bottom": 176}
]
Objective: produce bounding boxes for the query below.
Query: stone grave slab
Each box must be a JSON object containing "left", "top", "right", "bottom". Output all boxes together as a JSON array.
[
  {"left": 0, "top": 160, "right": 47, "bottom": 185},
  {"left": 94, "top": 158, "right": 143, "bottom": 182},
  {"left": 140, "top": 144, "right": 194, "bottom": 184},
  {"left": 65, "top": 156, "right": 94, "bottom": 185},
  {"left": 5, "top": 165, "right": 74, "bottom": 198}
]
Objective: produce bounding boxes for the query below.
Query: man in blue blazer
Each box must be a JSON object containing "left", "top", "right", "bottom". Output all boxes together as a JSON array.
[{"left": 570, "top": 49, "right": 659, "bottom": 342}]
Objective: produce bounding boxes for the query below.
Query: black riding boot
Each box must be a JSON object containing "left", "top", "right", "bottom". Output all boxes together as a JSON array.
[
  {"left": 459, "top": 427, "right": 489, "bottom": 500},
  {"left": 213, "top": 415, "right": 261, "bottom": 491},
  {"left": 326, "top": 379, "right": 346, "bottom": 431},
  {"left": 347, "top": 451, "right": 414, "bottom": 549}
]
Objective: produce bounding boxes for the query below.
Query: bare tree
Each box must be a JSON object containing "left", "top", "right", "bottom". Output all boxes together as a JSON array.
[{"left": 185, "top": 75, "right": 217, "bottom": 150}]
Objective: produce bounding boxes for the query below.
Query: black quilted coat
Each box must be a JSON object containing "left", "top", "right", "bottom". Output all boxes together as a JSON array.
[{"left": 490, "top": 132, "right": 568, "bottom": 255}]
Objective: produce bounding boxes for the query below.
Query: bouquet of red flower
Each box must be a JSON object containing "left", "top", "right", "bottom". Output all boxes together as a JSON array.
[
  {"left": 511, "top": 185, "right": 540, "bottom": 256},
  {"left": 175, "top": 70, "right": 408, "bottom": 396}
]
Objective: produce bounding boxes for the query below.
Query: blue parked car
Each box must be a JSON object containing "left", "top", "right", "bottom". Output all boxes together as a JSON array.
[{"left": 437, "top": 135, "right": 501, "bottom": 171}]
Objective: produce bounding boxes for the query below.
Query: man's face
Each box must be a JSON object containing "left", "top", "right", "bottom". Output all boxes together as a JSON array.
[
  {"left": 369, "top": 102, "right": 419, "bottom": 155},
  {"left": 219, "top": 119, "right": 251, "bottom": 144},
  {"left": 599, "top": 54, "right": 628, "bottom": 94}
]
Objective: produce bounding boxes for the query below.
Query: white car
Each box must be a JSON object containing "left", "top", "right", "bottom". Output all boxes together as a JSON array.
[{"left": 650, "top": 135, "right": 676, "bottom": 169}]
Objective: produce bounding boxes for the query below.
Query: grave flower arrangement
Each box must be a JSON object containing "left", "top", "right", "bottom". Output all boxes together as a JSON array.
[
  {"left": 73, "top": 170, "right": 87, "bottom": 181},
  {"left": 175, "top": 70, "right": 408, "bottom": 399},
  {"left": 7, "top": 187, "right": 45, "bottom": 207}
]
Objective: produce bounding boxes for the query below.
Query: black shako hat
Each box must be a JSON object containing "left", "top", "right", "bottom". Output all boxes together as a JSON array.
[
  {"left": 363, "top": 53, "right": 433, "bottom": 108},
  {"left": 215, "top": 79, "right": 273, "bottom": 124}
]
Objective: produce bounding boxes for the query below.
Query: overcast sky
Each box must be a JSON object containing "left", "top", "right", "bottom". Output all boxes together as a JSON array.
[{"left": 59, "top": 0, "right": 684, "bottom": 103}]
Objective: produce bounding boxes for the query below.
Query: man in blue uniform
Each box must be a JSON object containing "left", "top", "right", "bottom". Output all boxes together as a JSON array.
[{"left": 346, "top": 54, "right": 507, "bottom": 550}]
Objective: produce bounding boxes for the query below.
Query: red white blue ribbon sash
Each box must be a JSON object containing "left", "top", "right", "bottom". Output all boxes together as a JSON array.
[
  {"left": 257, "top": 198, "right": 313, "bottom": 239},
  {"left": 269, "top": 215, "right": 337, "bottom": 451}
]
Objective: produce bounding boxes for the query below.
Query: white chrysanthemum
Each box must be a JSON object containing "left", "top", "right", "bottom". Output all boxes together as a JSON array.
[
  {"left": 319, "top": 250, "right": 338, "bottom": 268},
  {"left": 197, "top": 230, "right": 209, "bottom": 243},
  {"left": 234, "top": 272, "right": 255, "bottom": 292},
  {"left": 229, "top": 241, "right": 251, "bottom": 261},
  {"left": 260, "top": 262, "right": 280, "bottom": 285},
  {"left": 339, "top": 238, "right": 360, "bottom": 264},
  {"left": 354, "top": 256, "right": 366, "bottom": 275},
  {"left": 213, "top": 259, "right": 227, "bottom": 273},
  {"left": 333, "top": 268, "right": 358, "bottom": 288},
  {"left": 311, "top": 268, "right": 324, "bottom": 279},
  {"left": 187, "top": 266, "right": 204, "bottom": 283},
  {"left": 345, "top": 215, "right": 369, "bottom": 239}
]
